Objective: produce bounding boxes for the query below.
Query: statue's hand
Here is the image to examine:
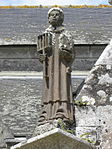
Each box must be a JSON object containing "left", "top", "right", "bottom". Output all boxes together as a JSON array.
[
  {"left": 38, "top": 54, "right": 46, "bottom": 63},
  {"left": 59, "top": 49, "right": 73, "bottom": 62},
  {"left": 59, "top": 49, "right": 69, "bottom": 57}
]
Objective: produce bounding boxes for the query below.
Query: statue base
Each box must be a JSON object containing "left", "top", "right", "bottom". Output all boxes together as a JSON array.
[{"left": 32, "top": 119, "right": 75, "bottom": 137}]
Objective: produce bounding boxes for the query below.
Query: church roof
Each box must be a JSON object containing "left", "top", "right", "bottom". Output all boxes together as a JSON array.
[{"left": 0, "top": 8, "right": 111, "bottom": 45}]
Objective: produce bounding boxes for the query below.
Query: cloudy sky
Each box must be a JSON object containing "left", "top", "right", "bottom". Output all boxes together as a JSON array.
[{"left": 0, "top": 0, "right": 109, "bottom": 6}]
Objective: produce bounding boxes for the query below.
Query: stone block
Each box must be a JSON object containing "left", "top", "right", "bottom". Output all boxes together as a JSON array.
[
  {"left": 96, "top": 105, "right": 112, "bottom": 134},
  {"left": 0, "top": 59, "right": 42, "bottom": 71},
  {"left": 73, "top": 58, "right": 97, "bottom": 70},
  {"left": 75, "top": 106, "right": 97, "bottom": 127},
  {"left": 74, "top": 45, "right": 90, "bottom": 58},
  {"left": 11, "top": 128, "right": 95, "bottom": 149},
  {"left": 76, "top": 126, "right": 98, "bottom": 143},
  {"left": 0, "top": 45, "right": 38, "bottom": 59},
  {"left": 100, "top": 132, "right": 112, "bottom": 149},
  {"left": 90, "top": 45, "right": 105, "bottom": 58}
]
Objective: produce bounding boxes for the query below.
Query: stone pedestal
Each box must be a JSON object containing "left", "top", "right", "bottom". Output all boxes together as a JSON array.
[
  {"left": 11, "top": 128, "right": 95, "bottom": 149},
  {"left": 32, "top": 120, "right": 75, "bottom": 137}
]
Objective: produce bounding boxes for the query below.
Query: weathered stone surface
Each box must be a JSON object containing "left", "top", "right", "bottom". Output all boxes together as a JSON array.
[
  {"left": 0, "top": 118, "right": 14, "bottom": 149},
  {"left": 96, "top": 106, "right": 112, "bottom": 134},
  {"left": 0, "top": 78, "right": 42, "bottom": 138},
  {"left": 33, "top": 119, "right": 76, "bottom": 137},
  {"left": 72, "top": 58, "right": 97, "bottom": 70},
  {"left": 95, "top": 40, "right": 112, "bottom": 66},
  {"left": 0, "top": 45, "right": 38, "bottom": 59},
  {"left": 75, "top": 106, "right": 96, "bottom": 127},
  {"left": 0, "top": 76, "right": 82, "bottom": 139},
  {"left": 0, "top": 59, "right": 41, "bottom": 71},
  {"left": 11, "top": 128, "right": 95, "bottom": 149},
  {"left": 100, "top": 132, "right": 112, "bottom": 149},
  {"left": 0, "top": 8, "right": 111, "bottom": 45},
  {"left": 76, "top": 127, "right": 97, "bottom": 144},
  {"left": 75, "top": 40, "right": 112, "bottom": 147},
  {"left": 75, "top": 105, "right": 112, "bottom": 145},
  {"left": 33, "top": 122, "right": 58, "bottom": 136},
  {"left": 0, "top": 75, "right": 83, "bottom": 148},
  {"left": 0, "top": 44, "right": 106, "bottom": 71}
]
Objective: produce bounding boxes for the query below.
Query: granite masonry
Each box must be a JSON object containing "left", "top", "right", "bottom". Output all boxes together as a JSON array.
[
  {"left": 0, "top": 6, "right": 112, "bottom": 149},
  {"left": 11, "top": 128, "right": 95, "bottom": 149},
  {"left": 75, "top": 40, "right": 112, "bottom": 148}
]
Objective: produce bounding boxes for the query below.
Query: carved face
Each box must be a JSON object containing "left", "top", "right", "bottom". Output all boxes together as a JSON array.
[{"left": 48, "top": 10, "right": 64, "bottom": 27}]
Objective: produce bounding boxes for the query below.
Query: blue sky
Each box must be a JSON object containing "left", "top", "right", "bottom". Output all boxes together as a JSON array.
[{"left": 0, "top": 0, "right": 109, "bottom": 6}]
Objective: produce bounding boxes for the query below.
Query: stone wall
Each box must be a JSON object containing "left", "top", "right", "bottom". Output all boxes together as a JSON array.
[
  {"left": 0, "top": 79, "right": 42, "bottom": 138},
  {"left": 0, "top": 77, "right": 84, "bottom": 139},
  {"left": 0, "top": 44, "right": 106, "bottom": 71},
  {"left": 75, "top": 42, "right": 112, "bottom": 148},
  {"left": 0, "top": 43, "right": 107, "bottom": 148}
]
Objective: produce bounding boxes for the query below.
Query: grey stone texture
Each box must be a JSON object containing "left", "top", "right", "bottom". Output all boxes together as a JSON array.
[
  {"left": 0, "top": 78, "right": 42, "bottom": 138},
  {"left": 32, "top": 118, "right": 76, "bottom": 137},
  {"left": 0, "top": 119, "right": 14, "bottom": 149},
  {"left": 0, "top": 45, "right": 40, "bottom": 71},
  {"left": 0, "top": 8, "right": 111, "bottom": 45},
  {"left": 75, "top": 41, "right": 112, "bottom": 148},
  {"left": 100, "top": 132, "right": 112, "bottom": 149},
  {"left": 11, "top": 128, "right": 95, "bottom": 149},
  {"left": 0, "top": 77, "right": 83, "bottom": 140},
  {"left": 0, "top": 44, "right": 106, "bottom": 71}
]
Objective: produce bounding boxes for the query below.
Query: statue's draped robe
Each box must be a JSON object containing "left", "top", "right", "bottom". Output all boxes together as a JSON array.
[{"left": 39, "top": 26, "right": 75, "bottom": 124}]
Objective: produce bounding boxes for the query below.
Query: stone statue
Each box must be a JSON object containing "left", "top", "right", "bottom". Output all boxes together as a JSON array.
[{"left": 37, "top": 8, "right": 75, "bottom": 125}]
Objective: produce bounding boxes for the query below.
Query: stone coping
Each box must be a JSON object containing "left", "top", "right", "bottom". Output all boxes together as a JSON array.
[
  {"left": 0, "top": 71, "right": 88, "bottom": 79},
  {"left": 0, "top": 71, "right": 89, "bottom": 76},
  {"left": 11, "top": 128, "right": 95, "bottom": 149}
]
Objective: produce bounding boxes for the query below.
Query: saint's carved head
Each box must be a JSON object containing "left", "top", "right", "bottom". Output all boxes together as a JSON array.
[{"left": 48, "top": 8, "right": 64, "bottom": 27}]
